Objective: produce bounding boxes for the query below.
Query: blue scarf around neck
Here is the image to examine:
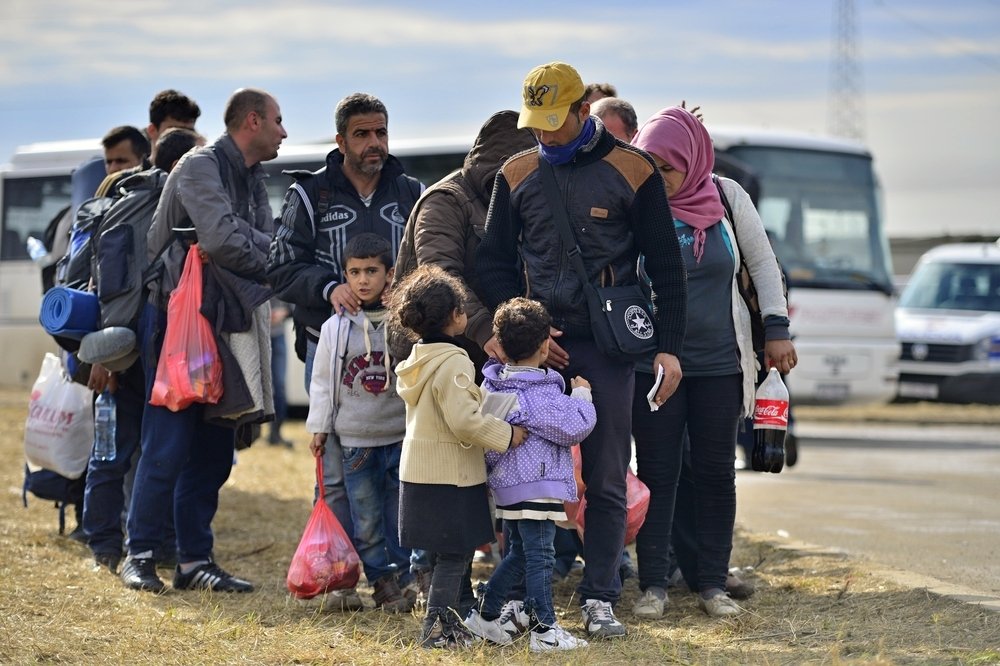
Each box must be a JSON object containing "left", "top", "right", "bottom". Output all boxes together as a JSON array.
[{"left": 538, "top": 117, "right": 596, "bottom": 166}]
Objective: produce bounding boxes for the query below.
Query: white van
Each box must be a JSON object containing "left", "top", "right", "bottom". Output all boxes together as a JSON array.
[{"left": 895, "top": 242, "right": 1000, "bottom": 403}]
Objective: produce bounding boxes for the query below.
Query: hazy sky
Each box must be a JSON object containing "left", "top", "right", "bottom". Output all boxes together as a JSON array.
[{"left": 1, "top": 0, "right": 997, "bottom": 238}]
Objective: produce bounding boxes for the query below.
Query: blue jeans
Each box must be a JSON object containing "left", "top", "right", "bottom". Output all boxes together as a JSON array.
[
  {"left": 480, "top": 519, "right": 557, "bottom": 626},
  {"left": 269, "top": 332, "right": 287, "bottom": 440},
  {"left": 341, "top": 442, "right": 410, "bottom": 584},
  {"left": 305, "top": 339, "right": 354, "bottom": 539},
  {"left": 83, "top": 362, "right": 144, "bottom": 557},
  {"left": 126, "top": 304, "right": 236, "bottom": 562}
]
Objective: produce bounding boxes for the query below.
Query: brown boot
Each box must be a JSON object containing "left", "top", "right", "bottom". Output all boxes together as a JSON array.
[
  {"left": 373, "top": 574, "right": 414, "bottom": 613},
  {"left": 402, "top": 568, "right": 431, "bottom": 609}
]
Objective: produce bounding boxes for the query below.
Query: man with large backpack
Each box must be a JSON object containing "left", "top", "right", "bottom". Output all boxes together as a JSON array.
[
  {"left": 80, "top": 127, "right": 204, "bottom": 574},
  {"left": 267, "top": 92, "right": 422, "bottom": 610}
]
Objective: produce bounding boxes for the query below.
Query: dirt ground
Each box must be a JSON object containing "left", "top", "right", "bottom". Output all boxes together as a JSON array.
[{"left": 2, "top": 386, "right": 999, "bottom": 664}]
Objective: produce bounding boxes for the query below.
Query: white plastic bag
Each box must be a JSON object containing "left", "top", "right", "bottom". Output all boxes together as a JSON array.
[{"left": 24, "top": 353, "right": 94, "bottom": 479}]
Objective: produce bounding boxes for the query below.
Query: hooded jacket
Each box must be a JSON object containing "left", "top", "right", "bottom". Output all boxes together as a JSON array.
[
  {"left": 395, "top": 341, "right": 512, "bottom": 487},
  {"left": 481, "top": 361, "right": 596, "bottom": 505},
  {"left": 305, "top": 307, "right": 405, "bottom": 448},
  {"left": 393, "top": 111, "right": 537, "bottom": 356}
]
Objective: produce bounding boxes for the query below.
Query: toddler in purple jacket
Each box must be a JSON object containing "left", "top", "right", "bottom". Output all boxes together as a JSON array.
[{"left": 465, "top": 298, "right": 596, "bottom": 652}]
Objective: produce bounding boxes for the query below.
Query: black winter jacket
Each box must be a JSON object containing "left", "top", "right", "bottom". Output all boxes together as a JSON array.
[
  {"left": 266, "top": 149, "right": 421, "bottom": 343},
  {"left": 477, "top": 120, "right": 687, "bottom": 356}
]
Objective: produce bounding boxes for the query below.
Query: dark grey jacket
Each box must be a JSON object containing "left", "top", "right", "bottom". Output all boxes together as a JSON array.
[{"left": 147, "top": 134, "right": 273, "bottom": 308}]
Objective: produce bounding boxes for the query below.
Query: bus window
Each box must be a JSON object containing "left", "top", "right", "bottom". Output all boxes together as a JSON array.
[
  {"left": 1, "top": 175, "right": 72, "bottom": 261},
  {"left": 724, "top": 146, "right": 892, "bottom": 292}
]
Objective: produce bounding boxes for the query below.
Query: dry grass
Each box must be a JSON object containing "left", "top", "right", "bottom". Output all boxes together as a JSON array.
[{"left": 1, "top": 386, "right": 998, "bottom": 665}]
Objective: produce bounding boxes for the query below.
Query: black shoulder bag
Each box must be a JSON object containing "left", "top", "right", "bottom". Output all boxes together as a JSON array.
[{"left": 537, "top": 158, "right": 657, "bottom": 361}]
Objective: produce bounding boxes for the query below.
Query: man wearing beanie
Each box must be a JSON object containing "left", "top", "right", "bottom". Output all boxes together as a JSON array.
[{"left": 477, "top": 61, "right": 687, "bottom": 639}]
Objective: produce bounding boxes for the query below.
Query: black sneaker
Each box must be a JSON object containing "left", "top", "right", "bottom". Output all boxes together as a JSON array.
[
  {"left": 94, "top": 552, "right": 121, "bottom": 575},
  {"left": 121, "top": 556, "right": 166, "bottom": 593},
  {"left": 172, "top": 561, "right": 254, "bottom": 593}
]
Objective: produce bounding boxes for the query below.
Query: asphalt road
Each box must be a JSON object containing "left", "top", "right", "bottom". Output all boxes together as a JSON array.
[{"left": 735, "top": 422, "right": 1000, "bottom": 598}]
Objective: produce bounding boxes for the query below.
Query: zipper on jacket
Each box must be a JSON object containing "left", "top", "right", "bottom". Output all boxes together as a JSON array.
[{"left": 550, "top": 164, "right": 575, "bottom": 325}]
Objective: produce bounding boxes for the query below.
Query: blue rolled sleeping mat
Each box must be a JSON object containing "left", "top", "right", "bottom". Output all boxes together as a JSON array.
[{"left": 39, "top": 286, "right": 99, "bottom": 340}]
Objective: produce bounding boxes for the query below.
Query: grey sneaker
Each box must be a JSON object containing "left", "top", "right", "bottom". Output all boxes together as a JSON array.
[
  {"left": 632, "top": 586, "right": 668, "bottom": 618},
  {"left": 698, "top": 591, "right": 743, "bottom": 618},
  {"left": 580, "top": 599, "right": 627, "bottom": 638},
  {"left": 326, "top": 588, "right": 365, "bottom": 611},
  {"left": 726, "top": 572, "right": 756, "bottom": 600}
]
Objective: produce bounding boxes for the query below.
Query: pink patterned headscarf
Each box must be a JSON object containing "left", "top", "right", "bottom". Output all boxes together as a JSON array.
[{"left": 632, "top": 106, "right": 725, "bottom": 263}]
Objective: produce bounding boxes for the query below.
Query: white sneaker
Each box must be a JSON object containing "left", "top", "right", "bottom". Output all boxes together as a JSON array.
[
  {"left": 463, "top": 609, "right": 514, "bottom": 645},
  {"left": 530, "top": 624, "right": 589, "bottom": 652},
  {"left": 698, "top": 591, "right": 743, "bottom": 618},
  {"left": 632, "top": 586, "right": 668, "bottom": 618},
  {"left": 498, "top": 599, "right": 530, "bottom": 634},
  {"left": 580, "top": 599, "right": 627, "bottom": 638}
]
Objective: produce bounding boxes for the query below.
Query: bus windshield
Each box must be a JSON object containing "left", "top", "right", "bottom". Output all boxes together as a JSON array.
[
  {"left": 1, "top": 174, "right": 72, "bottom": 261},
  {"left": 725, "top": 146, "right": 894, "bottom": 294}
]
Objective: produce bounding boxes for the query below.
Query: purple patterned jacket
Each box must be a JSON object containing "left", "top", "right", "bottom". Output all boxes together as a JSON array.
[{"left": 482, "top": 361, "right": 597, "bottom": 505}]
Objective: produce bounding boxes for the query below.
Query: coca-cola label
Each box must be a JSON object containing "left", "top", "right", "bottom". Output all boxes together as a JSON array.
[{"left": 754, "top": 399, "right": 788, "bottom": 428}]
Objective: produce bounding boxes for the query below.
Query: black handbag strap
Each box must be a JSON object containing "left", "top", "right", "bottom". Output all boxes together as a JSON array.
[{"left": 537, "top": 158, "right": 592, "bottom": 288}]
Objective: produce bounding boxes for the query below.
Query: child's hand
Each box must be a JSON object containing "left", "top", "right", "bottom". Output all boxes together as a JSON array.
[
  {"left": 309, "top": 433, "right": 328, "bottom": 457},
  {"left": 510, "top": 425, "right": 528, "bottom": 449},
  {"left": 570, "top": 376, "right": 591, "bottom": 390}
]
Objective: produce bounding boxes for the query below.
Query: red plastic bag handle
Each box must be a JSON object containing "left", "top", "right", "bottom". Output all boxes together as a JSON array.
[{"left": 315, "top": 453, "right": 325, "bottom": 502}]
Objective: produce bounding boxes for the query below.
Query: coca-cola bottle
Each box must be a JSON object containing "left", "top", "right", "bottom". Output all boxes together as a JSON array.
[{"left": 751, "top": 367, "right": 789, "bottom": 473}]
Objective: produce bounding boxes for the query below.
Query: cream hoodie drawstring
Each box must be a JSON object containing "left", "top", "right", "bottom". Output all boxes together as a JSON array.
[{"left": 361, "top": 313, "right": 393, "bottom": 380}]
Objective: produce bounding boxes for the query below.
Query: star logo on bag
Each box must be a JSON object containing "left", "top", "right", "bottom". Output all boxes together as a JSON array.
[{"left": 625, "top": 305, "right": 653, "bottom": 340}]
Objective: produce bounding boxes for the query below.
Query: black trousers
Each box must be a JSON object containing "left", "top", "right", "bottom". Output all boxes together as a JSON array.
[{"left": 632, "top": 372, "right": 742, "bottom": 594}]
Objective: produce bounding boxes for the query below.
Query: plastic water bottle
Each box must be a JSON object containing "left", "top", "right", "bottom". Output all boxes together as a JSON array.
[
  {"left": 26, "top": 236, "right": 47, "bottom": 262},
  {"left": 93, "top": 390, "right": 117, "bottom": 462},
  {"left": 751, "top": 367, "right": 789, "bottom": 473}
]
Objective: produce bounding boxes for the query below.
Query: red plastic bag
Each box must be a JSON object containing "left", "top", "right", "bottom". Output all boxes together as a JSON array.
[
  {"left": 150, "top": 244, "right": 223, "bottom": 411},
  {"left": 564, "top": 445, "right": 651, "bottom": 545},
  {"left": 287, "top": 456, "right": 361, "bottom": 599}
]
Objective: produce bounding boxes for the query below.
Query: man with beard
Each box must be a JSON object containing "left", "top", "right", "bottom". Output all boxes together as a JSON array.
[{"left": 267, "top": 92, "right": 422, "bottom": 610}]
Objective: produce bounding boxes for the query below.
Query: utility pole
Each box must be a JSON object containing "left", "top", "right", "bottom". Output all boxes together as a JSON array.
[{"left": 829, "top": 0, "right": 865, "bottom": 140}]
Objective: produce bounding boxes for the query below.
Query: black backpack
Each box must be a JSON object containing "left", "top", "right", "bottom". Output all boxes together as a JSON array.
[
  {"left": 91, "top": 169, "right": 168, "bottom": 331},
  {"left": 22, "top": 465, "right": 85, "bottom": 536}
]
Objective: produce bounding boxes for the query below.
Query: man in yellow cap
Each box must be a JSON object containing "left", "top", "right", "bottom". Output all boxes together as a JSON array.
[{"left": 477, "top": 61, "right": 687, "bottom": 640}]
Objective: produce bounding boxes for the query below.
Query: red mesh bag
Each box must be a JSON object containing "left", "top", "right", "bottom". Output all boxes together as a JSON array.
[{"left": 286, "top": 455, "right": 361, "bottom": 599}]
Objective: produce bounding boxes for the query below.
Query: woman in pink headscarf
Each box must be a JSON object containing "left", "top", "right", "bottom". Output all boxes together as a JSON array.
[{"left": 628, "top": 106, "right": 796, "bottom": 619}]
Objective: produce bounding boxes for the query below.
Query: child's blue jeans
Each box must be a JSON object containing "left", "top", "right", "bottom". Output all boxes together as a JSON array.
[
  {"left": 341, "top": 442, "right": 411, "bottom": 584},
  {"left": 479, "top": 518, "right": 557, "bottom": 627}
]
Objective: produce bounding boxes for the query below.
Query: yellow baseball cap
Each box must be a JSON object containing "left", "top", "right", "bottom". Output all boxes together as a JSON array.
[{"left": 517, "top": 62, "right": 586, "bottom": 130}]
